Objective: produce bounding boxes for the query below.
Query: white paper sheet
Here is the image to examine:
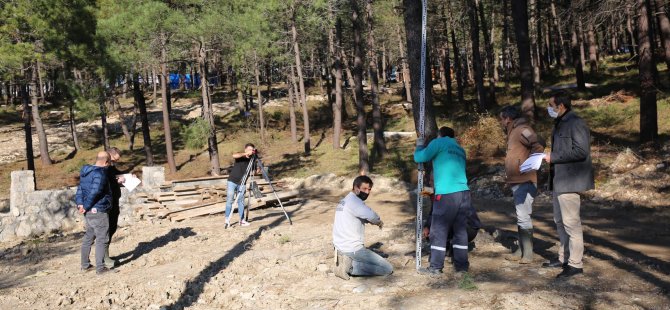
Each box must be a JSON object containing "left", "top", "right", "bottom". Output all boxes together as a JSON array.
[
  {"left": 520, "top": 153, "right": 546, "bottom": 173},
  {"left": 122, "top": 174, "right": 141, "bottom": 192}
]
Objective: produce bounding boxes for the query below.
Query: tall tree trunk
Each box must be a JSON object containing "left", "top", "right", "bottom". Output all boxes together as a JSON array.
[
  {"left": 627, "top": 5, "right": 638, "bottom": 58},
  {"left": 396, "top": 24, "right": 412, "bottom": 103},
  {"left": 502, "top": 0, "right": 511, "bottom": 89},
  {"left": 449, "top": 10, "right": 465, "bottom": 103},
  {"left": 112, "top": 94, "right": 132, "bottom": 147},
  {"left": 341, "top": 48, "right": 357, "bottom": 116},
  {"left": 152, "top": 67, "right": 158, "bottom": 104},
  {"left": 403, "top": 0, "right": 438, "bottom": 140},
  {"left": 21, "top": 85, "right": 35, "bottom": 171},
  {"left": 654, "top": 0, "right": 670, "bottom": 72},
  {"left": 638, "top": 0, "right": 659, "bottom": 143},
  {"left": 366, "top": 0, "right": 386, "bottom": 159},
  {"left": 160, "top": 40, "right": 177, "bottom": 173},
  {"left": 351, "top": 0, "right": 369, "bottom": 174},
  {"left": 550, "top": 0, "right": 569, "bottom": 66},
  {"left": 330, "top": 1, "right": 343, "bottom": 149},
  {"left": 292, "top": 7, "right": 310, "bottom": 155},
  {"left": 587, "top": 21, "right": 599, "bottom": 73},
  {"left": 36, "top": 61, "right": 46, "bottom": 103},
  {"left": 571, "top": 18, "right": 587, "bottom": 90},
  {"left": 69, "top": 104, "right": 81, "bottom": 151},
  {"left": 199, "top": 41, "right": 221, "bottom": 175},
  {"left": 511, "top": 0, "right": 537, "bottom": 121},
  {"left": 468, "top": 0, "right": 487, "bottom": 111},
  {"left": 287, "top": 69, "right": 298, "bottom": 143},
  {"left": 478, "top": 0, "right": 496, "bottom": 105},
  {"left": 100, "top": 90, "right": 110, "bottom": 151},
  {"left": 253, "top": 51, "right": 266, "bottom": 143},
  {"left": 134, "top": 73, "right": 153, "bottom": 165},
  {"left": 381, "top": 44, "right": 387, "bottom": 86},
  {"left": 578, "top": 19, "right": 587, "bottom": 69},
  {"left": 529, "top": 0, "right": 541, "bottom": 84},
  {"left": 30, "top": 63, "right": 52, "bottom": 165}
]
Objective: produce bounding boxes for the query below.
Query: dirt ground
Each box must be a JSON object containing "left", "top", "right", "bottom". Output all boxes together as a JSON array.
[{"left": 1, "top": 180, "right": 668, "bottom": 309}]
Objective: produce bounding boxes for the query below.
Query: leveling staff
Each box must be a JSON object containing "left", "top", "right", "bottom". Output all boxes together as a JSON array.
[{"left": 225, "top": 143, "right": 256, "bottom": 228}]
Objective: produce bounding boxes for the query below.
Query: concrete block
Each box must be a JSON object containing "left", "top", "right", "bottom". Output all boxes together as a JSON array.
[
  {"left": 10, "top": 171, "right": 35, "bottom": 217},
  {"left": 15, "top": 220, "right": 32, "bottom": 237},
  {"left": 142, "top": 166, "right": 165, "bottom": 189}
]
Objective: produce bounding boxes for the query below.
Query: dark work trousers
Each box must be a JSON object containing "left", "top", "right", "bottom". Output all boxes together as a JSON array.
[
  {"left": 108, "top": 203, "right": 119, "bottom": 241},
  {"left": 81, "top": 212, "right": 110, "bottom": 272},
  {"left": 429, "top": 190, "right": 471, "bottom": 272}
]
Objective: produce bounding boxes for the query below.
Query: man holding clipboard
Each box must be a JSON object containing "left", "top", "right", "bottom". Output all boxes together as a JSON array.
[{"left": 499, "top": 106, "right": 545, "bottom": 264}]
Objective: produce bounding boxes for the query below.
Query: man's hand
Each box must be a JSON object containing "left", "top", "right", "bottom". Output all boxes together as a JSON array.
[
  {"left": 416, "top": 137, "right": 425, "bottom": 147},
  {"left": 77, "top": 205, "right": 85, "bottom": 214},
  {"left": 544, "top": 152, "right": 552, "bottom": 163},
  {"left": 422, "top": 227, "right": 430, "bottom": 239},
  {"left": 116, "top": 175, "right": 125, "bottom": 184},
  {"left": 244, "top": 149, "right": 254, "bottom": 158}
]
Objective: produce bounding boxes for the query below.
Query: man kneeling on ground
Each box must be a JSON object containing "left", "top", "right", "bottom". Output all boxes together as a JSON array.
[{"left": 332, "top": 176, "right": 393, "bottom": 280}]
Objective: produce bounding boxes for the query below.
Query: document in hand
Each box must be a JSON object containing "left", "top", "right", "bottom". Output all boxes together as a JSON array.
[
  {"left": 520, "top": 153, "right": 546, "bottom": 173},
  {"left": 122, "top": 174, "right": 141, "bottom": 192}
]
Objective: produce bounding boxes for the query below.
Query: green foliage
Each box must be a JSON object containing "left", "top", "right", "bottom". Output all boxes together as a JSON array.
[
  {"left": 64, "top": 158, "right": 88, "bottom": 174},
  {"left": 277, "top": 234, "right": 291, "bottom": 245},
  {"left": 182, "top": 118, "right": 211, "bottom": 150},
  {"left": 458, "top": 273, "right": 478, "bottom": 291}
]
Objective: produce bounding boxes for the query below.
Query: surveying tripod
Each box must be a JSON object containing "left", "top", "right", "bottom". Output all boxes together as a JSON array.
[{"left": 230, "top": 152, "right": 292, "bottom": 225}]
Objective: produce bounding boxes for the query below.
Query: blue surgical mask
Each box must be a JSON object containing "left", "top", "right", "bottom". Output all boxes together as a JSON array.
[{"left": 547, "top": 106, "right": 559, "bottom": 118}]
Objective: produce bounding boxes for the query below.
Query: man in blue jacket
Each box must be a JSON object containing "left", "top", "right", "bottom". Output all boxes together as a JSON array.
[
  {"left": 76, "top": 151, "right": 116, "bottom": 275},
  {"left": 414, "top": 127, "right": 471, "bottom": 276},
  {"left": 543, "top": 91, "right": 594, "bottom": 278}
]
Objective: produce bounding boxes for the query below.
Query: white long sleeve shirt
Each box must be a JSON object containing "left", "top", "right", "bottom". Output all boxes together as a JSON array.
[{"left": 332, "top": 192, "right": 381, "bottom": 253}]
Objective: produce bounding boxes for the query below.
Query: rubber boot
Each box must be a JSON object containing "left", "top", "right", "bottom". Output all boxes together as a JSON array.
[
  {"left": 519, "top": 228, "right": 534, "bottom": 264},
  {"left": 505, "top": 226, "right": 523, "bottom": 261},
  {"left": 103, "top": 244, "right": 116, "bottom": 268}
]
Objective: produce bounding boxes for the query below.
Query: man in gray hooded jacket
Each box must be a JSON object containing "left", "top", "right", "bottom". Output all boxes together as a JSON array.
[
  {"left": 332, "top": 175, "right": 392, "bottom": 280},
  {"left": 544, "top": 91, "right": 594, "bottom": 278}
]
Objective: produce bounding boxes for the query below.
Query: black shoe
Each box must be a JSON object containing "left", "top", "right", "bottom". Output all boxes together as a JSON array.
[
  {"left": 80, "top": 265, "right": 94, "bottom": 273},
  {"left": 96, "top": 267, "right": 119, "bottom": 275},
  {"left": 224, "top": 222, "right": 230, "bottom": 229},
  {"left": 542, "top": 259, "right": 567, "bottom": 268},
  {"left": 417, "top": 267, "right": 443, "bottom": 277},
  {"left": 556, "top": 265, "right": 583, "bottom": 278}
]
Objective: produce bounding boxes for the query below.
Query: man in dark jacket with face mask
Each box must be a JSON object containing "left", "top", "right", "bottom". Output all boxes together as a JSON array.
[
  {"left": 332, "top": 175, "right": 391, "bottom": 280},
  {"left": 543, "top": 91, "right": 594, "bottom": 278}
]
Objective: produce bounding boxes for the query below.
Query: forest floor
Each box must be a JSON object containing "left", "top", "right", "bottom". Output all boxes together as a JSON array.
[
  {"left": 0, "top": 175, "right": 668, "bottom": 309},
  {"left": 0, "top": 55, "right": 669, "bottom": 308}
]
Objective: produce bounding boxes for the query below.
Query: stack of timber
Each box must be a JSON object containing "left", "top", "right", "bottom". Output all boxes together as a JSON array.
[{"left": 132, "top": 174, "right": 298, "bottom": 222}]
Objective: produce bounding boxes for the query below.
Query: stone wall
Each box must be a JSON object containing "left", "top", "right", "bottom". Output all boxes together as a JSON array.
[{"left": 0, "top": 170, "right": 143, "bottom": 242}]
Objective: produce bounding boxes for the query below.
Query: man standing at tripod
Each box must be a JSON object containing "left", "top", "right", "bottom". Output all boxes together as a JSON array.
[{"left": 225, "top": 143, "right": 256, "bottom": 228}]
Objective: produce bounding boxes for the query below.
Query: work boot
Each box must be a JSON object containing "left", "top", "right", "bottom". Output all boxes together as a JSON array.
[
  {"left": 519, "top": 228, "right": 534, "bottom": 264},
  {"left": 103, "top": 244, "right": 116, "bottom": 269},
  {"left": 333, "top": 250, "right": 352, "bottom": 280},
  {"left": 504, "top": 226, "right": 523, "bottom": 262}
]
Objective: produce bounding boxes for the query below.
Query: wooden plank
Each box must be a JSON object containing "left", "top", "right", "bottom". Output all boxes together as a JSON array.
[
  {"left": 174, "top": 191, "right": 200, "bottom": 196},
  {"left": 173, "top": 186, "right": 198, "bottom": 192},
  {"left": 170, "top": 190, "right": 298, "bottom": 222},
  {"left": 160, "top": 200, "right": 224, "bottom": 219},
  {"left": 170, "top": 175, "right": 229, "bottom": 184}
]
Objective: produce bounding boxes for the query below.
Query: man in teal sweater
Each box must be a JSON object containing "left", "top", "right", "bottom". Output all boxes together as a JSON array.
[{"left": 414, "top": 127, "right": 471, "bottom": 275}]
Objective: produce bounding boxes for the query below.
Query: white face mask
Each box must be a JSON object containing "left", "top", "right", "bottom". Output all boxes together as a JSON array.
[{"left": 547, "top": 106, "right": 559, "bottom": 118}]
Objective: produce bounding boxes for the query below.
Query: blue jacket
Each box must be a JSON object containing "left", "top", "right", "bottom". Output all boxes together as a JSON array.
[
  {"left": 414, "top": 137, "right": 469, "bottom": 195},
  {"left": 75, "top": 165, "right": 112, "bottom": 213}
]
